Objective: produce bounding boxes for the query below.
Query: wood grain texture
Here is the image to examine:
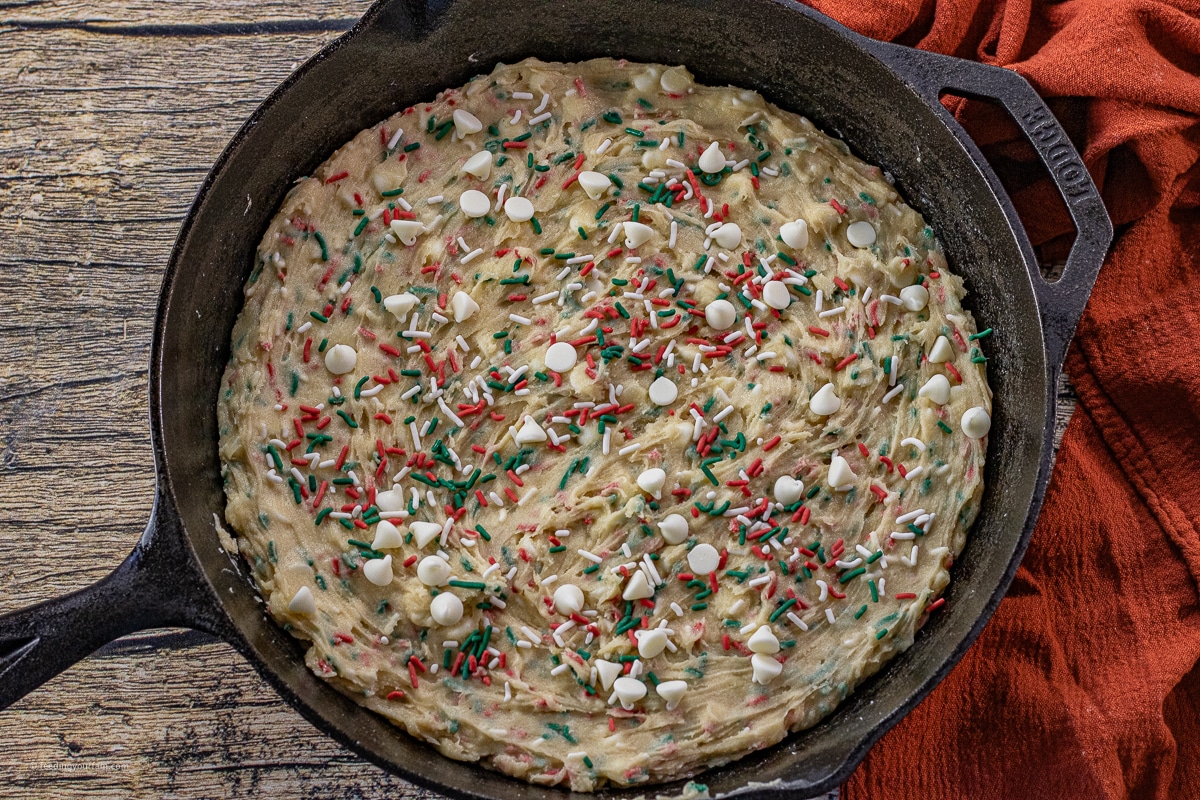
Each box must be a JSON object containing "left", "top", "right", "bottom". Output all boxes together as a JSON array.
[{"left": 0, "top": 1, "right": 1074, "bottom": 797}]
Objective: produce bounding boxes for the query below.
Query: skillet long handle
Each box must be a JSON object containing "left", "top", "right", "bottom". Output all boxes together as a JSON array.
[
  {"left": 0, "top": 488, "right": 216, "bottom": 711},
  {"left": 859, "top": 41, "right": 1113, "bottom": 371}
]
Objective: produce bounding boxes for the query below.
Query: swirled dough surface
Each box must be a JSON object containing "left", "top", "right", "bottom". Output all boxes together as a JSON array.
[{"left": 218, "top": 58, "right": 992, "bottom": 791}]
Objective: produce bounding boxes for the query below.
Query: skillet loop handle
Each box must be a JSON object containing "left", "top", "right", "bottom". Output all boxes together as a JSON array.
[
  {"left": 0, "top": 489, "right": 219, "bottom": 711},
  {"left": 863, "top": 42, "right": 1113, "bottom": 370}
]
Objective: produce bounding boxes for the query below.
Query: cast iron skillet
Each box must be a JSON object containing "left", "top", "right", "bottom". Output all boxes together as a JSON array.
[{"left": 0, "top": 0, "right": 1111, "bottom": 796}]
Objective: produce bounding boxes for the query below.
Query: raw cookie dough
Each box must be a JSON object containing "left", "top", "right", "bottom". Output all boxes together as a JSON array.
[{"left": 218, "top": 58, "right": 993, "bottom": 791}]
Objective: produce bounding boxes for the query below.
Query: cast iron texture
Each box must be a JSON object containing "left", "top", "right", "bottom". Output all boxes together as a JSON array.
[{"left": 0, "top": 1, "right": 1111, "bottom": 797}]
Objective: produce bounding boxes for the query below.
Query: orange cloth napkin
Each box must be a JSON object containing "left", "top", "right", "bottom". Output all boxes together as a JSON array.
[{"left": 799, "top": 0, "right": 1200, "bottom": 797}]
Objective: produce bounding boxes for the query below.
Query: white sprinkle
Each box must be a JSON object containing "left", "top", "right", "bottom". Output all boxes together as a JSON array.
[
  {"left": 427, "top": 195, "right": 444, "bottom": 204},
  {"left": 596, "top": 138, "right": 612, "bottom": 155},
  {"left": 512, "top": 91, "right": 534, "bottom": 100},
  {"left": 508, "top": 313, "right": 532, "bottom": 326},
  {"left": 460, "top": 247, "right": 484, "bottom": 264},
  {"left": 510, "top": 109, "right": 522, "bottom": 124},
  {"left": 528, "top": 111, "right": 552, "bottom": 126},
  {"left": 896, "top": 508, "right": 926, "bottom": 524},
  {"left": 818, "top": 305, "right": 846, "bottom": 318},
  {"left": 617, "top": 441, "right": 643, "bottom": 456},
  {"left": 882, "top": 384, "right": 905, "bottom": 403},
  {"left": 905, "top": 466, "right": 925, "bottom": 481},
  {"left": 787, "top": 612, "right": 809, "bottom": 631},
  {"left": 532, "top": 291, "right": 559, "bottom": 304},
  {"left": 566, "top": 254, "right": 593, "bottom": 265},
  {"left": 387, "top": 128, "right": 405, "bottom": 150},
  {"left": 534, "top": 93, "right": 550, "bottom": 113},
  {"left": 889, "top": 356, "right": 899, "bottom": 387},
  {"left": 817, "top": 580, "right": 830, "bottom": 602},
  {"left": 825, "top": 608, "right": 837, "bottom": 625},
  {"left": 900, "top": 437, "right": 927, "bottom": 452},
  {"left": 577, "top": 549, "right": 603, "bottom": 564}
]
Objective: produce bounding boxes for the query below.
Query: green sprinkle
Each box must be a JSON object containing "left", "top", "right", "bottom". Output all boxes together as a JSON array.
[
  {"left": 354, "top": 376, "right": 370, "bottom": 398},
  {"left": 854, "top": 604, "right": 868, "bottom": 619},
  {"left": 624, "top": 127, "right": 644, "bottom": 138},
  {"left": 403, "top": 141, "right": 420, "bottom": 152},
  {"left": 602, "top": 111, "right": 622, "bottom": 124},
  {"left": 969, "top": 328, "right": 993, "bottom": 340},
  {"left": 380, "top": 187, "right": 404, "bottom": 197},
  {"left": 315, "top": 508, "right": 332, "bottom": 524},
  {"left": 839, "top": 567, "right": 866, "bottom": 584},
  {"left": 577, "top": 226, "right": 589, "bottom": 240},
  {"left": 869, "top": 579, "right": 879, "bottom": 602},
  {"left": 531, "top": 217, "right": 542, "bottom": 235},
  {"left": 309, "top": 311, "right": 329, "bottom": 323},
  {"left": 336, "top": 409, "right": 358, "bottom": 428},
  {"left": 876, "top": 628, "right": 889, "bottom": 640},
  {"left": 769, "top": 597, "right": 798, "bottom": 622},
  {"left": 938, "top": 420, "right": 954, "bottom": 434},
  {"left": 448, "top": 580, "right": 486, "bottom": 590},
  {"left": 691, "top": 602, "right": 708, "bottom": 611},
  {"left": 493, "top": 330, "right": 509, "bottom": 339},
  {"left": 595, "top": 202, "right": 611, "bottom": 220}
]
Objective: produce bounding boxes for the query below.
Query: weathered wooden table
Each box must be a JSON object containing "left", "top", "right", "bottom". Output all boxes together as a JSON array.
[{"left": 0, "top": 1, "right": 1076, "bottom": 796}]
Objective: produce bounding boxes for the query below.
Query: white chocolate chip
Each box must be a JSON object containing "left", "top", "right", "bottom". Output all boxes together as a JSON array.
[
  {"left": 928, "top": 335, "right": 954, "bottom": 363},
  {"left": 459, "top": 189, "right": 490, "bottom": 218},
  {"left": 658, "top": 513, "right": 690, "bottom": 545},
  {"left": 704, "top": 298, "right": 736, "bottom": 331},
  {"left": 362, "top": 555, "right": 394, "bottom": 587},
  {"left": 747, "top": 625, "right": 780, "bottom": 654},
  {"left": 613, "top": 676, "right": 647, "bottom": 710},
  {"left": 751, "top": 653, "right": 783, "bottom": 684},
  {"left": 451, "top": 290, "right": 480, "bottom": 323},
  {"left": 655, "top": 679, "right": 687, "bottom": 710},
  {"left": 503, "top": 196, "right": 535, "bottom": 222},
  {"left": 780, "top": 219, "right": 809, "bottom": 250},
  {"left": 648, "top": 376, "right": 678, "bottom": 406},
  {"left": 900, "top": 284, "right": 928, "bottom": 312},
  {"left": 515, "top": 416, "right": 547, "bottom": 444},
  {"left": 371, "top": 520, "right": 404, "bottom": 550},
  {"left": 712, "top": 222, "right": 742, "bottom": 250},
  {"left": 622, "top": 569, "right": 654, "bottom": 600},
  {"left": 636, "top": 628, "right": 668, "bottom": 659},
  {"left": 287, "top": 586, "right": 316, "bottom": 615},
  {"left": 595, "top": 659, "right": 622, "bottom": 690},
  {"left": 698, "top": 141, "right": 726, "bottom": 174},
  {"left": 452, "top": 109, "right": 483, "bottom": 137},
  {"left": 389, "top": 218, "right": 425, "bottom": 246},
  {"left": 461, "top": 150, "right": 493, "bottom": 180},
  {"left": 375, "top": 489, "right": 406, "bottom": 512},
  {"left": 623, "top": 220, "right": 654, "bottom": 249},
  {"left": 809, "top": 383, "right": 841, "bottom": 416},
  {"left": 846, "top": 220, "right": 877, "bottom": 247},
  {"left": 962, "top": 407, "right": 991, "bottom": 439},
  {"left": 544, "top": 341, "right": 578, "bottom": 373},
  {"left": 324, "top": 344, "right": 357, "bottom": 375},
  {"left": 553, "top": 584, "right": 585, "bottom": 615},
  {"left": 828, "top": 455, "right": 857, "bottom": 491},
  {"left": 659, "top": 66, "right": 691, "bottom": 94},
  {"left": 577, "top": 171, "right": 612, "bottom": 200},
  {"left": 383, "top": 292, "right": 420, "bottom": 321},
  {"left": 410, "top": 521, "right": 443, "bottom": 549},
  {"left": 417, "top": 555, "right": 451, "bottom": 586},
  {"left": 636, "top": 468, "right": 666, "bottom": 498},
  {"left": 762, "top": 280, "right": 791, "bottom": 310},
  {"left": 430, "top": 592, "right": 464, "bottom": 625},
  {"left": 773, "top": 475, "right": 804, "bottom": 505},
  {"left": 686, "top": 543, "right": 720, "bottom": 575},
  {"left": 918, "top": 374, "right": 951, "bottom": 405}
]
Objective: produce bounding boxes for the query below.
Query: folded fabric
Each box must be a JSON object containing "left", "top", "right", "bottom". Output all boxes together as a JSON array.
[{"left": 799, "top": 1, "right": 1200, "bottom": 797}]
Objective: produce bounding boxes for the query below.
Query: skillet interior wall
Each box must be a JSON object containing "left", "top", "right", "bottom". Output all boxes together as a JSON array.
[{"left": 156, "top": 0, "right": 1047, "bottom": 796}]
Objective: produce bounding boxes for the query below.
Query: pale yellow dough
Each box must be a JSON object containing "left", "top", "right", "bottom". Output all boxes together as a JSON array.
[{"left": 218, "top": 58, "right": 991, "bottom": 791}]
